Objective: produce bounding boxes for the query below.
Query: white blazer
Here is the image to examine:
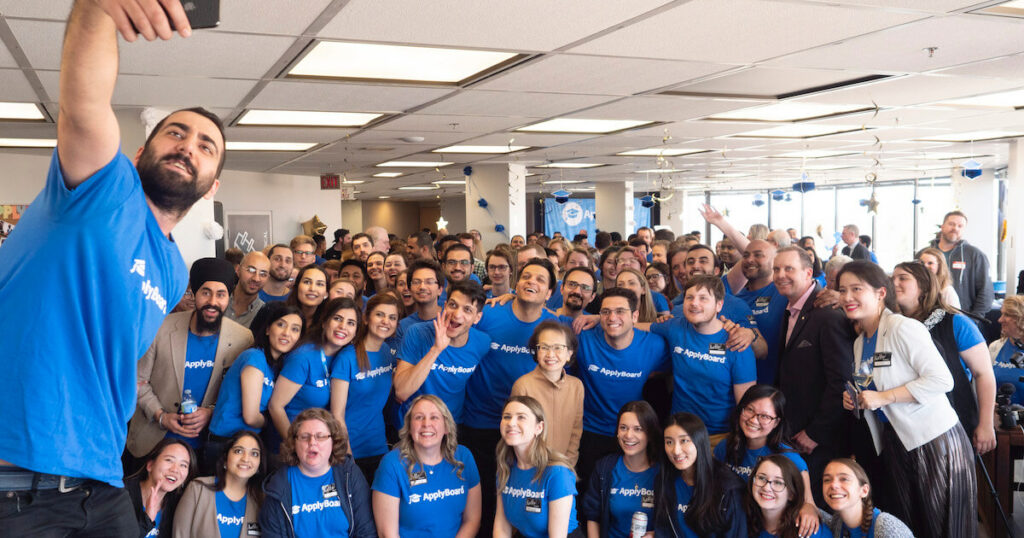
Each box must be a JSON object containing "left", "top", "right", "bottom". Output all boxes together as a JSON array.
[{"left": 853, "top": 309, "right": 957, "bottom": 453}]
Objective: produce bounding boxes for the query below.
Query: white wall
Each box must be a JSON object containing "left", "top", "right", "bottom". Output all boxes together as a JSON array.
[{"left": 440, "top": 196, "right": 467, "bottom": 235}]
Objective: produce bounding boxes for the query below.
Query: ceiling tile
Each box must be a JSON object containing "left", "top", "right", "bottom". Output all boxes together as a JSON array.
[
  {"left": 118, "top": 32, "right": 297, "bottom": 78},
  {"left": 790, "top": 74, "right": 1024, "bottom": 107},
  {"left": 668, "top": 66, "right": 882, "bottom": 98},
  {"left": 0, "top": 40, "right": 17, "bottom": 68},
  {"left": 372, "top": 114, "right": 534, "bottom": 134},
  {"left": 317, "top": 0, "right": 673, "bottom": 51},
  {"left": 478, "top": 54, "right": 730, "bottom": 96},
  {"left": 217, "top": 0, "right": 333, "bottom": 35},
  {"left": 570, "top": 0, "right": 924, "bottom": 63},
  {"left": 567, "top": 95, "right": 762, "bottom": 122},
  {"left": 800, "top": 0, "right": 990, "bottom": 13},
  {"left": 7, "top": 19, "right": 64, "bottom": 70},
  {"left": 0, "top": 0, "right": 72, "bottom": 20},
  {"left": 37, "top": 71, "right": 258, "bottom": 108},
  {"left": 250, "top": 81, "right": 454, "bottom": 113},
  {"left": 225, "top": 126, "right": 354, "bottom": 144},
  {"left": 417, "top": 90, "right": 616, "bottom": 117},
  {"left": 935, "top": 53, "right": 1024, "bottom": 80},
  {"left": 0, "top": 69, "right": 40, "bottom": 102}
]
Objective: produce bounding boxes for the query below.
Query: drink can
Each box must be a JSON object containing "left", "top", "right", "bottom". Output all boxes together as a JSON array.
[{"left": 631, "top": 511, "right": 648, "bottom": 538}]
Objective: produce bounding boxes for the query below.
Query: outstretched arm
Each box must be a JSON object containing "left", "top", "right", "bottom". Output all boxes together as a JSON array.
[{"left": 698, "top": 204, "right": 749, "bottom": 294}]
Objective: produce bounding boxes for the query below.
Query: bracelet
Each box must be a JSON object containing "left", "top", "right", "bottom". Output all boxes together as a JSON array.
[
  {"left": 750, "top": 328, "right": 759, "bottom": 344},
  {"left": 158, "top": 411, "right": 165, "bottom": 429}
]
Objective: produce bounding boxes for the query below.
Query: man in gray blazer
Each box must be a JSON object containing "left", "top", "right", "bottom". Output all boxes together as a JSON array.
[{"left": 128, "top": 258, "right": 253, "bottom": 472}]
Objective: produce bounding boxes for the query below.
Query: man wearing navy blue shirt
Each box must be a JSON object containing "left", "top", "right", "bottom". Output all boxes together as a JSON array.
[
  {"left": 555, "top": 266, "right": 598, "bottom": 323},
  {"left": 574, "top": 287, "right": 668, "bottom": 483},
  {"left": 394, "top": 281, "right": 490, "bottom": 425},
  {"left": 728, "top": 240, "right": 788, "bottom": 384},
  {"left": 0, "top": 2, "right": 228, "bottom": 533},
  {"left": 128, "top": 258, "right": 253, "bottom": 473},
  {"left": 395, "top": 259, "right": 444, "bottom": 345}
]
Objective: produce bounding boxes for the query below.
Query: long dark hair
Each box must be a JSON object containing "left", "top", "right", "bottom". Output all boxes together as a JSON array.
[
  {"left": 304, "top": 297, "right": 361, "bottom": 350},
  {"left": 893, "top": 260, "right": 957, "bottom": 321},
  {"left": 354, "top": 293, "right": 403, "bottom": 372},
  {"left": 204, "top": 431, "right": 267, "bottom": 507},
  {"left": 657, "top": 412, "right": 728, "bottom": 534},
  {"left": 250, "top": 302, "right": 304, "bottom": 376},
  {"left": 745, "top": 454, "right": 805, "bottom": 538},
  {"left": 285, "top": 265, "right": 328, "bottom": 322},
  {"left": 724, "top": 384, "right": 789, "bottom": 467},
  {"left": 616, "top": 401, "right": 662, "bottom": 466},
  {"left": 129, "top": 438, "right": 198, "bottom": 510},
  {"left": 835, "top": 260, "right": 899, "bottom": 312}
]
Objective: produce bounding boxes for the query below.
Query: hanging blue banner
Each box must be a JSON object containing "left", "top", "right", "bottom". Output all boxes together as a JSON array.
[{"left": 543, "top": 198, "right": 650, "bottom": 238}]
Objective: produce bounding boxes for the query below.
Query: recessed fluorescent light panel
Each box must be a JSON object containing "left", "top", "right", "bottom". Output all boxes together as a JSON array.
[
  {"left": 535, "top": 162, "right": 604, "bottom": 169},
  {"left": 916, "top": 130, "right": 1024, "bottom": 142},
  {"left": 288, "top": 41, "right": 519, "bottom": 84},
  {"left": 517, "top": 118, "right": 654, "bottom": 134},
  {"left": 789, "top": 164, "right": 855, "bottom": 171},
  {"left": 378, "top": 195, "right": 391, "bottom": 199},
  {"left": 433, "top": 180, "right": 466, "bottom": 185},
  {"left": 237, "top": 109, "right": 382, "bottom": 127},
  {"left": 774, "top": 150, "right": 859, "bottom": 159},
  {"left": 634, "top": 168, "right": 687, "bottom": 174},
  {"left": 973, "top": 0, "right": 1024, "bottom": 18},
  {"left": 732, "top": 124, "right": 863, "bottom": 139},
  {"left": 936, "top": 88, "right": 1024, "bottom": 109},
  {"left": 340, "top": 180, "right": 365, "bottom": 184},
  {"left": 0, "top": 138, "right": 56, "bottom": 148},
  {"left": 617, "top": 147, "right": 708, "bottom": 156},
  {"left": 707, "top": 172, "right": 752, "bottom": 178},
  {"left": 0, "top": 102, "right": 45, "bottom": 121},
  {"left": 373, "top": 172, "right": 403, "bottom": 178},
  {"left": 398, "top": 185, "right": 441, "bottom": 190},
  {"left": 541, "top": 180, "right": 585, "bottom": 184},
  {"left": 376, "top": 161, "right": 454, "bottom": 167},
  {"left": 705, "top": 102, "right": 872, "bottom": 122},
  {"left": 225, "top": 141, "right": 316, "bottom": 151},
  {"left": 432, "top": 145, "right": 531, "bottom": 154}
]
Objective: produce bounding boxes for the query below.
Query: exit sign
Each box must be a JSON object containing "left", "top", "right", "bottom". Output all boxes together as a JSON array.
[{"left": 321, "top": 174, "right": 340, "bottom": 190}]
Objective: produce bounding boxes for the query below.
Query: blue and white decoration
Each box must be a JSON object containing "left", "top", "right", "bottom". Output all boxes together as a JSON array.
[{"left": 543, "top": 198, "right": 651, "bottom": 238}]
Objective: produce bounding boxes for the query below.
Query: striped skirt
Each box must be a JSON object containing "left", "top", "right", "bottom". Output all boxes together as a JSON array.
[{"left": 881, "top": 422, "right": 977, "bottom": 538}]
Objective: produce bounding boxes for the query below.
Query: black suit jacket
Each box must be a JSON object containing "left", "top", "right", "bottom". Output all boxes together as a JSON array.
[
  {"left": 775, "top": 285, "right": 855, "bottom": 448},
  {"left": 841, "top": 243, "right": 871, "bottom": 261}
]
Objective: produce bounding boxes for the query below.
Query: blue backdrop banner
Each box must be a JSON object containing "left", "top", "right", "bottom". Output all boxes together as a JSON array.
[{"left": 543, "top": 198, "right": 650, "bottom": 238}]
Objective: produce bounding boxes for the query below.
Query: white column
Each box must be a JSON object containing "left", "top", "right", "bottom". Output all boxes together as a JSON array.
[
  {"left": 951, "top": 167, "right": 998, "bottom": 281},
  {"left": 465, "top": 164, "right": 526, "bottom": 251},
  {"left": 1006, "top": 142, "right": 1024, "bottom": 292},
  {"left": 595, "top": 181, "right": 635, "bottom": 235},
  {"left": 658, "top": 189, "right": 685, "bottom": 236}
]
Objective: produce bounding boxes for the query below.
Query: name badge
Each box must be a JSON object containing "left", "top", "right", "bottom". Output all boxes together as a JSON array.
[
  {"left": 246, "top": 523, "right": 262, "bottom": 536},
  {"left": 641, "top": 493, "right": 655, "bottom": 508},
  {"left": 709, "top": 343, "right": 726, "bottom": 355},
  {"left": 952, "top": 261, "right": 966, "bottom": 271},
  {"left": 410, "top": 471, "right": 427, "bottom": 486},
  {"left": 322, "top": 484, "right": 338, "bottom": 499},
  {"left": 872, "top": 352, "right": 892, "bottom": 368},
  {"left": 525, "top": 497, "right": 542, "bottom": 513},
  {"left": 755, "top": 296, "right": 771, "bottom": 307}
]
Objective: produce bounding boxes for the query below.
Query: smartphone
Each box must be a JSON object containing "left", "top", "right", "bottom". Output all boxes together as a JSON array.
[
  {"left": 844, "top": 381, "right": 861, "bottom": 417},
  {"left": 132, "top": 0, "right": 220, "bottom": 34}
]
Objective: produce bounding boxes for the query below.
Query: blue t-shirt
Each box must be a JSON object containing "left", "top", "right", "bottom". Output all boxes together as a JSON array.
[
  {"left": 671, "top": 294, "right": 756, "bottom": 329},
  {"left": 653, "top": 291, "right": 670, "bottom": 313},
  {"left": 398, "top": 322, "right": 491, "bottom": 425},
  {"left": 288, "top": 466, "right": 349, "bottom": 536},
  {"left": 842, "top": 507, "right": 882, "bottom": 538},
  {"left": 860, "top": 333, "right": 888, "bottom": 424},
  {"left": 463, "top": 303, "right": 557, "bottom": 429},
  {"left": 146, "top": 511, "right": 162, "bottom": 537},
  {"left": 210, "top": 348, "right": 275, "bottom": 437},
  {"left": 215, "top": 490, "right": 246, "bottom": 538},
  {"left": 500, "top": 464, "right": 578, "bottom": 538},
  {"left": 331, "top": 344, "right": 397, "bottom": 458},
  {"left": 258, "top": 289, "right": 289, "bottom": 303},
  {"left": 607, "top": 458, "right": 658, "bottom": 538},
  {"left": 951, "top": 313, "right": 985, "bottom": 381},
  {"left": 672, "top": 477, "right": 699, "bottom": 538},
  {"left": 712, "top": 442, "right": 807, "bottom": 479},
  {"left": 279, "top": 342, "right": 333, "bottom": 422},
  {"left": 371, "top": 445, "right": 480, "bottom": 537},
  {"left": 652, "top": 319, "right": 756, "bottom": 434},
  {"left": 994, "top": 340, "right": 1024, "bottom": 406},
  {"left": 575, "top": 327, "right": 669, "bottom": 435},
  {"left": 734, "top": 283, "right": 788, "bottom": 385},
  {"left": 546, "top": 281, "right": 564, "bottom": 310},
  {"left": 759, "top": 527, "right": 830, "bottom": 538},
  {"left": 396, "top": 311, "right": 430, "bottom": 346},
  {"left": 169, "top": 331, "right": 218, "bottom": 448},
  {"left": 0, "top": 150, "right": 187, "bottom": 486}
]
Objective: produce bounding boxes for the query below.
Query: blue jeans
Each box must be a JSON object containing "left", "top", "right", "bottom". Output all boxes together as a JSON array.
[{"left": 0, "top": 481, "right": 136, "bottom": 538}]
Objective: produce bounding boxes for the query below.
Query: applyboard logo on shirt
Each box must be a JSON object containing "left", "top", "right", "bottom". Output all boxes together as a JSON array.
[
  {"left": 354, "top": 364, "right": 393, "bottom": 381},
  {"left": 680, "top": 348, "right": 725, "bottom": 364},
  {"left": 678, "top": 503, "right": 688, "bottom": 513},
  {"left": 292, "top": 499, "right": 340, "bottom": 514},
  {"left": 184, "top": 359, "right": 215, "bottom": 369},
  {"left": 503, "top": 485, "right": 545, "bottom": 499},
  {"left": 490, "top": 342, "right": 500, "bottom": 350},
  {"left": 496, "top": 343, "right": 531, "bottom": 355},
  {"left": 407, "top": 486, "right": 465, "bottom": 504},
  {"left": 132, "top": 259, "right": 169, "bottom": 314},
  {"left": 315, "top": 379, "right": 328, "bottom": 388},
  {"left": 614, "top": 486, "right": 654, "bottom": 498},
  {"left": 216, "top": 514, "right": 244, "bottom": 526},
  {"left": 432, "top": 363, "right": 476, "bottom": 375},
  {"left": 588, "top": 365, "right": 643, "bottom": 379}
]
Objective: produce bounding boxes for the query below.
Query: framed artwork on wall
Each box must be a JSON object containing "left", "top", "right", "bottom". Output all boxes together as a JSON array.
[{"left": 225, "top": 211, "right": 273, "bottom": 254}]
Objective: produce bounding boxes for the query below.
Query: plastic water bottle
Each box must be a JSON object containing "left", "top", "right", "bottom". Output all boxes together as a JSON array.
[
  {"left": 631, "top": 511, "right": 648, "bottom": 538},
  {"left": 181, "top": 390, "right": 198, "bottom": 414}
]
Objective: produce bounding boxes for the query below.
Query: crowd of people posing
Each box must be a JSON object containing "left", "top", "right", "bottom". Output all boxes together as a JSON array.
[{"left": 122, "top": 209, "right": 1023, "bottom": 537}]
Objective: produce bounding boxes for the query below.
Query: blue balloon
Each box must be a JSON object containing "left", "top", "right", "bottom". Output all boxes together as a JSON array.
[
  {"left": 463, "top": 166, "right": 473, "bottom": 176},
  {"left": 477, "top": 198, "right": 488, "bottom": 208},
  {"left": 494, "top": 224, "right": 505, "bottom": 233}
]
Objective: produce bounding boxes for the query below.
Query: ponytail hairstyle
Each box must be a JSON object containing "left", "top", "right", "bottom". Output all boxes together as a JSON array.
[{"left": 829, "top": 458, "right": 875, "bottom": 534}]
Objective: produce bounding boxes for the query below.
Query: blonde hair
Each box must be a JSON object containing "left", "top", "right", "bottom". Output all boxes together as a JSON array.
[
  {"left": 615, "top": 267, "right": 658, "bottom": 323},
  {"left": 917, "top": 247, "right": 953, "bottom": 290},
  {"left": 495, "top": 396, "right": 575, "bottom": 493},
  {"left": 1002, "top": 295, "right": 1024, "bottom": 337},
  {"left": 396, "top": 395, "right": 465, "bottom": 480}
]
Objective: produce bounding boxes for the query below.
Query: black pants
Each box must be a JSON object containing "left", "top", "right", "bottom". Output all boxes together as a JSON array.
[
  {"left": 459, "top": 425, "right": 501, "bottom": 538},
  {"left": 0, "top": 481, "right": 137, "bottom": 538},
  {"left": 576, "top": 430, "right": 619, "bottom": 490},
  {"left": 355, "top": 454, "right": 385, "bottom": 486}
]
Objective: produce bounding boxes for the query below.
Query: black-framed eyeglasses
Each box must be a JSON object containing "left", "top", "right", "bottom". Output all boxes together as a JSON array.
[
  {"left": 445, "top": 259, "right": 472, "bottom": 267},
  {"left": 741, "top": 406, "right": 778, "bottom": 424},
  {"left": 564, "top": 280, "right": 593, "bottom": 292},
  {"left": 753, "top": 474, "right": 787, "bottom": 492}
]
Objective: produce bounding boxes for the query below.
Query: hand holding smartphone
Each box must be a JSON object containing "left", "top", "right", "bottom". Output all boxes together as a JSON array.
[{"left": 844, "top": 381, "right": 861, "bottom": 419}]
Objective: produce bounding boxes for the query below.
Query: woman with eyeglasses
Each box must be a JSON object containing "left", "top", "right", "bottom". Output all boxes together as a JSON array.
[
  {"left": 891, "top": 261, "right": 996, "bottom": 454},
  {"left": 285, "top": 265, "right": 329, "bottom": 324},
  {"left": 371, "top": 395, "right": 482, "bottom": 538},
  {"left": 745, "top": 455, "right": 828, "bottom": 538},
  {"left": 655, "top": 412, "right": 746, "bottom": 537},
  {"left": 581, "top": 401, "right": 661, "bottom": 538},
  {"left": 365, "top": 251, "right": 389, "bottom": 296},
  {"left": 645, "top": 261, "right": 678, "bottom": 305},
  {"left": 615, "top": 268, "right": 666, "bottom": 322},
  {"left": 820, "top": 459, "right": 913, "bottom": 538},
  {"left": 837, "top": 261, "right": 976, "bottom": 538},
  {"left": 715, "top": 384, "right": 819, "bottom": 536},
  {"left": 260, "top": 408, "right": 376, "bottom": 537},
  {"left": 511, "top": 321, "right": 585, "bottom": 466},
  {"left": 172, "top": 431, "right": 265, "bottom": 538},
  {"left": 268, "top": 297, "right": 360, "bottom": 440}
]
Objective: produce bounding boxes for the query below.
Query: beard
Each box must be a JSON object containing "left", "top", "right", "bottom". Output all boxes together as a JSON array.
[
  {"left": 563, "top": 293, "right": 584, "bottom": 311},
  {"left": 137, "top": 147, "right": 213, "bottom": 217},
  {"left": 194, "top": 305, "right": 224, "bottom": 333}
]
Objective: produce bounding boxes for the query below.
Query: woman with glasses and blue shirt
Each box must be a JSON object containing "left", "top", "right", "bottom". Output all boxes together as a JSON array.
[
  {"left": 715, "top": 385, "right": 819, "bottom": 536},
  {"left": 746, "top": 455, "right": 828, "bottom": 538}
]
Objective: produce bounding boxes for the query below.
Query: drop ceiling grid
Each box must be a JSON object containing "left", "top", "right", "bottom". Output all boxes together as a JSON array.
[
  {"left": 0, "top": 68, "right": 39, "bottom": 101},
  {"left": 248, "top": 80, "right": 456, "bottom": 113}
]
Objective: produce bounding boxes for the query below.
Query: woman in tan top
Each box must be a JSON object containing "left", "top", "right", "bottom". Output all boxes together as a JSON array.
[{"left": 511, "top": 320, "right": 585, "bottom": 466}]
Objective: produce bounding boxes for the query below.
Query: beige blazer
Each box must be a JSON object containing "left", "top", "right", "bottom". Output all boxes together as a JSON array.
[
  {"left": 173, "top": 476, "right": 260, "bottom": 538},
  {"left": 128, "top": 311, "right": 253, "bottom": 457}
]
